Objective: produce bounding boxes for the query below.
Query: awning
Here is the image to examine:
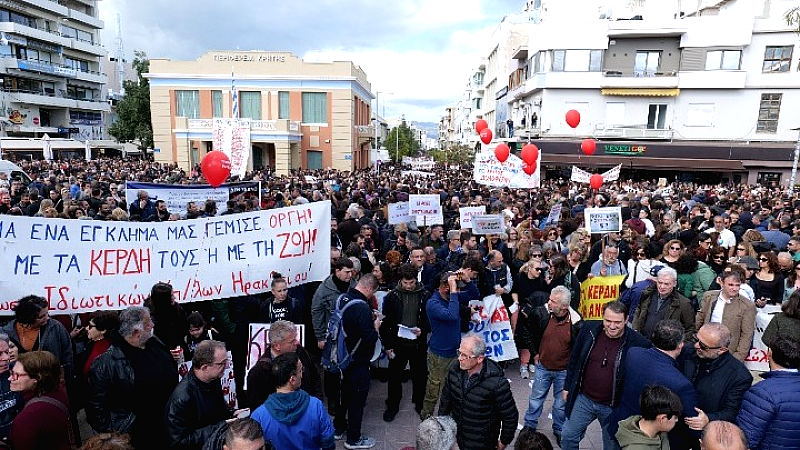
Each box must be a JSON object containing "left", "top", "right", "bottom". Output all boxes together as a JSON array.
[
  {"left": 601, "top": 88, "right": 680, "bottom": 97},
  {"left": 541, "top": 154, "right": 745, "bottom": 172},
  {"left": 0, "top": 138, "right": 86, "bottom": 150}
]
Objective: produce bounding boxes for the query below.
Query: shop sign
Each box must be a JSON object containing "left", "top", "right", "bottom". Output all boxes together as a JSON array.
[{"left": 603, "top": 144, "right": 646, "bottom": 155}]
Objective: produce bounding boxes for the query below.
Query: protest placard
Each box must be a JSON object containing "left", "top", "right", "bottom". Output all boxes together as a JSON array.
[
  {"left": 125, "top": 181, "right": 260, "bottom": 216},
  {"left": 745, "top": 305, "right": 781, "bottom": 372},
  {"left": 408, "top": 194, "right": 443, "bottom": 225},
  {"left": 213, "top": 118, "right": 251, "bottom": 179},
  {"left": 542, "top": 204, "right": 563, "bottom": 228},
  {"left": 584, "top": 207, "right": 623, "bottom": 234},
  {"left": 0, "top": 202, "right": 331, "bottom": 314},
  {"left": 471, "top": 215, "right": 505, "bottom": 235},
  {"left": 473, "top": 152, "right": 540, "bottom": 188},
  {"left": 245, "top": 323, "right": 305, "bottom": 389},
  {"left": 464, "top": 295, "right": 518, "bottom": 362},
  {"left": 579, "top": 274, "right": 625, "bottom": 320},
  {"left": 388, "top": 202, "right": 411, "bottom": 224},
  {"left": 459, "top": 206, "right": 486, "bottom": 228}
]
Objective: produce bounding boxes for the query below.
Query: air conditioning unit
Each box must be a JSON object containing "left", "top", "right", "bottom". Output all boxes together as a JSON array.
[{"left": 533, "top": 99, "right": 542, "bottom": 107}]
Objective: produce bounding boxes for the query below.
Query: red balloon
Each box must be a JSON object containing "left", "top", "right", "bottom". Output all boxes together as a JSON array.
[
  {"left": 480, "top": 128, "right": 493, "bottom": 145},
  {"left": 521, "top": 143, "right": 539, "bottom": 165},
  {"left": 475, "top": 119, "right": 488, "bottom": 133},
  {"left": 566, "top": 109, "right": 581, "bottom": 128},
  {"left": 201, "top": 151, "right": 231, "bottom": 188},
  {"left": 590, "top": 174, "right": 603, "bottom": 189},
  {"left": 523, "top": 163, "right": 535, "bottom": 176},
  {"left": 581, "top": 139, "right": 596, "bottom": 156},
  {"left": 494, "top": 143, "right": 510, "bottom": 162}
]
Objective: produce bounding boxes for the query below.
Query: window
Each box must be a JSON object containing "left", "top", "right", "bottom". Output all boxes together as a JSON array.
[
  {"left": 647, "top": 104, "right": 667, "bottom": 129},
  {"left": 757, "top": 93, "right": 781, "bottom": 133},
  {"left": 589, "top": 50, "right": 603, "bottom": 71},
  {"left": 175, "top": 90, "right": 200, "bottom": 119},
  {"left": 307, "top": 150, "right": 323, "bottom": 170},
  {"left": 551, "top": 50, "right": 566, "bottom": 71},
  {"left": 0, "top": 9, "right": 36, "bottom": 28},
  {"left": 67, "top": 85, "right": 96, "bottom": 100},
  {"left": 212, "top": 90, "right": 222, "bottom": 118},
  {"left": 705, "top": 50, "right": 741, "bottom": 70},
  {"left": 64, "top": 57, "right": 90, "bottom": 72},
  {"left": 634, "top": 51, "right": 661, "bottom": 77},
  {"left": 278, "top": 91, "right": 290, "bottom": 119},
  {"left": 762, "top": 46, "right": 793, "bottom": 72},
  {"left": 239, "top": 91, "right": 261, "bottom": 119},
  {"left": 302, "top": 92, "right": 327, "bottom": 124},
  {"left": 61, "top": 25, "right": 94, "bottom": 44}
]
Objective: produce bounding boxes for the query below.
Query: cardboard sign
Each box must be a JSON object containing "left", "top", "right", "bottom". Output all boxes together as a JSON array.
[
  {"left": 745, "top": 305, "right": 781, "bottom": 372},
  {"left": 0, "top": 202, "right": 331, "bottom": 314},
  {"left": 464, "top": 295, "right": 518, "bottom": 362},
  {"left": 471, "top": 214, "right": 505, "bottom": 235},
  {"left": 579, "top": 274, "right": 625, "bottom": 320},
  {"left": 408, "top": 194, "right": 443, "bottom": 225},
  {"left": 245, "top": 323, "right": 305, "bottom": 389},
  {"left": 459, "top": 206, "right": 486, "bottom": 228},
  {"left": 473, "top": 152, "right": 540, "bottom": 188},
  {"left": 388, "top": 202, "right": 411, "bottom": 225},
  {"left": 542, "top": 204, "right": 563, "bottom": 228},
  {"left": 584, "top": 207, "right": 623, "bottom": 234}
]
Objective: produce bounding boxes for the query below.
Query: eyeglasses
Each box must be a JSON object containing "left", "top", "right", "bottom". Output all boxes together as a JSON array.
[
  {"left": 759, "top": 257, "right": 769, "bottom": 262},
  {"left": 531, "top": 254, "right": 543, "bottom": 258},
  {"left": 697, "top": 339, "right": 722, "bottom": 351},
  {"left": 531, "top": 267, "right": 542, "bottom": 272},
  {"left": 702, "top": 240, "right": 712, "bottom": 245},
  {"left": 637, "top": 252, "right": 646, "bottom": 256},
  {"left": 713, "top": 256, "right": 725, "bottom": 260},
  {"left": 457, "top": 351, "right": 478, "bottom": 360},
  {"left": 670, "top": 247, "right": 681, "bottom": 251},
  {"left": 9, "top": 371, "right": 29, "bottom": 380},
  {"left": 86, "top": 323, "right": 96, "bottom": 330},
  {"left": 737, "top": 247, "right": 745, "bottom": 251}
]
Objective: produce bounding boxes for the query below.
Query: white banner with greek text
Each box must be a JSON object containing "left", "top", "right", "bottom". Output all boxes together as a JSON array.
[
  {"left": 473, "top": 152, "right": 540, "bottom": 189},
  {"left": 459, "top": 206, "right": 486, "bottom": 228},
  {"left": 213, "top": 118, "right": 252, "bottom": 179},
  {"left": 0, "top": 202, "right": 331, "bottom": 314},
  {"left": 464, "top": 295, "right": 518, "bottom": 362},
  {"left": 125, "top": 181, "right": 261, "bottom": 216},
  {"left": 584, "top": 207, "right": 622, "bottom": 234}
]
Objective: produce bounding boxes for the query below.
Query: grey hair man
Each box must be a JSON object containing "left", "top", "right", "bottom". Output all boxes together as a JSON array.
[
  {"left": 700, "top": 421, "right": 747, "bottom": 450},
  {"left": 416, "top": 416, "right": 457, "bottom": 450},
  {"left": 632, "top": 266, "right": 696, "bottom": 341},
  {"left": 87, "top": 306, "right": 178, "bottom": 448},
  {"left": 522, "top": 286, "right": 582, "bottom": 445}
]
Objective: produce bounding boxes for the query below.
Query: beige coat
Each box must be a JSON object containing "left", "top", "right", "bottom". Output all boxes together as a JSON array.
[{"left": 696, "top": 290, "right": 757, "bottom": 361}]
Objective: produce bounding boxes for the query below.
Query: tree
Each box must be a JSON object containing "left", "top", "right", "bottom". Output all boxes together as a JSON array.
[
  {"left": 384, "top": 118, "right": 421, "bottom": 162},
  {"left": 786, "top": 6, "right": 800, "bottom": 34},
  {"left": 109, "top": 51, "right": 153, "bottom": 150}
]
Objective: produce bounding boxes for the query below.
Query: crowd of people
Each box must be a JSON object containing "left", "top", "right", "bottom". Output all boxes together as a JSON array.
[{"left": 0, "top": 155, "right": 799, "bottom": 450}]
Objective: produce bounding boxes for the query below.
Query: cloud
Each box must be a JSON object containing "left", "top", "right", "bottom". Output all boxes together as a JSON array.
[{"left": 100, "top": 0, "right": 522, "bottom": 121}]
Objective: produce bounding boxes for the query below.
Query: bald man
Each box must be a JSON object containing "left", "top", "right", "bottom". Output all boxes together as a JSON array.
[{"left": 701, "top": 421, "right": 747, "bottom": 450}]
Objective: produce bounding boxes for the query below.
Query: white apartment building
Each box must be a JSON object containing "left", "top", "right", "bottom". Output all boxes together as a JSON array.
[
  {"left": 0, "top": 0, "right": 109, "bottom": 158},
  {"left": 504, "top": 0, "right": 800, "bottom": 185}
]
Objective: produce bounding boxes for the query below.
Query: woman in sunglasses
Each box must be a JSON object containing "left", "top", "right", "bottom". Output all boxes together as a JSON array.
[
  {"left": 708, "top": 246, "right": 729, "bottom": 276},
  {"left": 626, "top": 240, "right": 659, "bottom": 289},
  {"left": 783, "top": 260, "right": 800, "bottom": 302},
  {"left": 750, "top": 252, "right": 785, "bottom": 307},
  {"left": 659, "top": 239, "right": 685, "bottom": 268}
]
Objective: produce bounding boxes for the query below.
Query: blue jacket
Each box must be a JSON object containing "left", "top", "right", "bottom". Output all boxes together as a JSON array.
[
  {"left": 737, "top": 370, "right": 800, "bottom": 450},
  {"left": 426, "top": 291, "right": 461, "bottom": 358},
  {"left": 608, "top": 347, "right": 697, "bottom": 447},
  {"left": 251, "top": 390, "right": 334, "bottom": 450}
]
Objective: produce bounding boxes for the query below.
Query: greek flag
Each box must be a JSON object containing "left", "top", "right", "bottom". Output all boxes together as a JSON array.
[{"left": 231, "top": 70, "right": 239, "bottom": 119}]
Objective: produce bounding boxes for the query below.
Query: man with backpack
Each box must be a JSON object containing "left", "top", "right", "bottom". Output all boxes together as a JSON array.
[{"left": 328, "top": 273, "right": 381, "bottom": 449}]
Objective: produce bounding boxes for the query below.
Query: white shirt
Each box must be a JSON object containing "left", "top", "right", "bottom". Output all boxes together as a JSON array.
[
  {"left": 717, "top": 228, "right": 736, "bottom": 249},
  {"left": 710, "top": 293, "right": 730, "bottom": 323}
]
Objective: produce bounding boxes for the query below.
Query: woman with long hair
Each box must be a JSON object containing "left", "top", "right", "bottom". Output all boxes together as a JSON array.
[
  {"left": 708, "top": 246, "right": 729, "bottom": 276},
  {"left": 688, "top": 232, "right": 714, "bottom": 264},
  {"left": 750, "top": 252, "right": 785, "bottom": 306},
  {"left": 626, "top": 240, "right": 659, "bottom": 288},
  {"left": 732, "top": 241, "right": 758, "bottom": 263},
  {"left": 761, "top": 290, "right": 800, "bottom": 346},
  {"left": 659, "top": 239, "right": 685, "bottom": 268},
  {"left": 784, "top": 259, "right": 800, "bottom": 302},
  {"left": 546, "top": 254, "right": 581, "bottom": 311},
  {"left": 567, "top": 245, "right": 592, "bottom": 283}
]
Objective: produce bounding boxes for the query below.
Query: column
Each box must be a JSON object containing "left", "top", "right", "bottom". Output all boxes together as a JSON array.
[{"left": 275, "top": 141, "right": 291, "bottom": 177}]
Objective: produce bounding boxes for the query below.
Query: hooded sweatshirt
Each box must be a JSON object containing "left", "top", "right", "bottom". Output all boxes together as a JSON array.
[
  {"left": 615, "top": 415, "right": 670, "bottom": 450},
  {"left": 251, "top": 390, "right": 334, "bottom": 450}
]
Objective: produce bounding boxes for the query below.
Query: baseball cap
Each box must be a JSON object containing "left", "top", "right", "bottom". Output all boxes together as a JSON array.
[{"left": 649, "top": 265, "right": 666, "bottom": 277}]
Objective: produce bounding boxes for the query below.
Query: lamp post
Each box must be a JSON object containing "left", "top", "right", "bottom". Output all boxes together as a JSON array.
[
  {"left": 374, "top": 91, "right": 393, "bottom": 172},
  {"left": 789, "top": 127, "right": 800, "bottom": 193}
]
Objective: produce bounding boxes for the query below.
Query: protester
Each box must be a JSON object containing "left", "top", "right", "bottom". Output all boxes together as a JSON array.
[
  {"left": 700, "top": 421, "right": 748, "bottom": 450},
  {"left": 0, "top": 333, "right": 22, "bottom": 442},
  {"left": 615, "top": 385, "right": 682, "bottom": 450},
  {"left": 695, "top": 270, "right": 756, "bottom": 361}
]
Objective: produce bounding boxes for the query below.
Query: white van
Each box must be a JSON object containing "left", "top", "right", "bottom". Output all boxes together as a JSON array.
[{"left": 0, "top": 160, "right": 32, "bottom": 185}]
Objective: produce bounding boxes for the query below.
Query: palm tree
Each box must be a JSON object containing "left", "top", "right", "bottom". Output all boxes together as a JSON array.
[{"left": 786, "top": 6, "right": 800, "bottom": 34}]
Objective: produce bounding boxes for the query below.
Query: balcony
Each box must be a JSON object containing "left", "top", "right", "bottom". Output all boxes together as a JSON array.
[
  {"left": 68, "top": 37, "right": 106, "bottom": 57},
  {"left": 72, "top": 68, "right": 107, "bottom": 84},
  {"left": 513, "top": 125, "right": 542, "bottom": 139},
  {"left": 355, "top": 124, "right": 375, "bottom": 137},
  {"left": 600, "top": 70, "right": 678, "bottom": 89},
  {"left": 18, "top": 0, "right": 68, "bottom": 15},
  {"left": 593, "top": 125, "right": 674, "bottom": 140},
  {"left": 67, "top": 8, "right": 104, "bottom": 29},
  {"left": 9, "top": 89, "right": 110, "bottom": 111},
  {"left": 15, "top": 58, "right": 77, "bottom": 78},
  {"left": 0, "top": 22, "right": 69, "bottom": 47},
  {"left": 184, "top": 119, "right": 302, "bottom": 133}
]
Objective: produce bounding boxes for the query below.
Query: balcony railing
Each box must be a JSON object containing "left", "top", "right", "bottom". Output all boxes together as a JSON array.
[
  {"left": 186, "top": 119, "right": 302, "bottom": 132},
  {"left": 605, "top": 70, "right": 677, "bottom": 77},
  {"left": 593, "top": 125, "right": 673, "bottom": 140}
]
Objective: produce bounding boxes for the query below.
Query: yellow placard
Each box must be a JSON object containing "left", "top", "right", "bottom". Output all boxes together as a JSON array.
[{"left": 579, "top": 275, "right": 625, "bottom": 320}]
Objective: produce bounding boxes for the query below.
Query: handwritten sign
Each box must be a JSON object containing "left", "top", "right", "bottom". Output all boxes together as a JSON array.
[
  {"left": 745, "top": 305, "right": 781, "bottom": 372},
  {"left": 471, "top": 215, "right": 505, "bottom": 235},
  {"left": 473, "top": 152, "right": 540, "bottom": 188},
  {"left": 408, "top": 194, "right": 443, "bottom": 225},
  {"left": 464, "top": 295, "right": 518, "bottom": 361},
  {"left": 245, "top": 323, "right": 305, "bottom": 389},
  {"left": 402, "top": 157, "right": 435, "bottom": 170},
  {"left": 459, "top": 206, "right": 485, "bottom": 228},
  {"left": 388, "top": 202, "right": 411, "bottom": 225},
  {"left": 0, "top": 202, "right": 331, "bottom": 314},
  {"left": 579, "top": 275, "right": 625, "bottom": 319},
  {"left": 584, "top": 207, "right": 622, "bottom": 234},
  {"left": 125, "top": 181, "right": 260, "bottom": 216},
  {"left": 213, "top": 118, "right": 252, "bottom": 179},
  {"left": 542, "top": 204, "right": 563, "bottom": 228}
]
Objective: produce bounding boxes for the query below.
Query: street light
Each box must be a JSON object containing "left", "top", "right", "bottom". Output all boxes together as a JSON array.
[
  {"left": 789, "top": 126, "right": 800, "bottom": 192},
  {"left": 374, "top": 91, "right": 393, "bottom": 171}
]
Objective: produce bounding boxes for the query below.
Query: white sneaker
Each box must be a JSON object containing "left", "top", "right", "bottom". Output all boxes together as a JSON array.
[
  {"left": 528, "top": 364, "right": 536, "bottom": 373},
  {"left": 520, "top": 366, "right": 529, "bottom": 379}
]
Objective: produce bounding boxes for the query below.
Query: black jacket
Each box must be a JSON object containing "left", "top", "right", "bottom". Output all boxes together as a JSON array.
[
  {"left": 564, "top": 321, "right": 651, "bottom": 418},
  {"left": 521, "top": 305, "right": 583, "bottom": 357},
  {"left": 257, "top": 294, "right": 305, "bottom": 325},
  {"left": 681, "top": 349, "right": 752, "bottom": 423},
  {"left": 439, "top": 358, "right": 518, "bottom": 450},
  {"left": 379, "top": 281, "right": 430, "bottom": 351},
  {"left": 165, "top": 371, "right": 232, "bottom": 450},
  {"left": 86, "top": 344, "right": 136, "bottom": 434},
  {"left": 339, "top": 288, "right": 379, "bottom": 363},
  {"left": 245, "top": 345, "right": 323, "bottom": 410}
]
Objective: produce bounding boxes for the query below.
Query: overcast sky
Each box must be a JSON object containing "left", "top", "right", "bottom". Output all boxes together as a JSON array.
[{"left": 98, "top": 0, "right": 527, "bottom": 123}]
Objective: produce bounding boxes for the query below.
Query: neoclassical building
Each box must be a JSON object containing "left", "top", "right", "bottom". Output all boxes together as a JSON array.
[{"left": 147, "top": 51, "right": 374, "bottom": 175}]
